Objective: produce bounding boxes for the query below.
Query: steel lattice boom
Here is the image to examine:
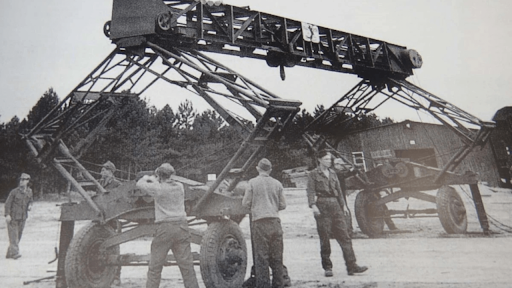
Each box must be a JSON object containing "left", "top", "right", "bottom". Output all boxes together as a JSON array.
[{"left": 106, "top": 0, "right": 422, "bottom": 80}]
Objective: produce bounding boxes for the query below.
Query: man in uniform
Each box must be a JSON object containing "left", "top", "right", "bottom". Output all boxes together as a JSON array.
[
  {"left": 98, "top": 161, "right": 122, "bottom": 286},
  {"left": 99, "top": 160, "right": 121, "bottom": 190},
  {"left": 308, "top": 150, "right": 367, "bottom": 277},
  {"left": 4, "top": 173, "right": 33, "bottom": 259}
]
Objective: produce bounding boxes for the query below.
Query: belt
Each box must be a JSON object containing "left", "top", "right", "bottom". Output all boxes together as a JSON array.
[{"left": 317, "top": 196, "right": 337, "bottom": 199}]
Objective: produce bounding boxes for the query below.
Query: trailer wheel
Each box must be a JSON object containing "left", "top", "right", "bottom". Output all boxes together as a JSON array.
[
  {"left": 65, "top": 223, "right": 119, "bottom": 288},
  {"left": 436, "top": 186, "right": 467, "bottom": 234},
  {"left": 355, "top": 191, "right": 385, "bottom": 238},
  {"left": 200, "top": 220, "right": 247, "bottom": 288}
]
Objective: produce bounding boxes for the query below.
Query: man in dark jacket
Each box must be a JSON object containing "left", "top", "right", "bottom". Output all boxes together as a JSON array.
[
  {"left": 98, "top": 161, "right": 123, "bottom": 286},
  {"left": 100, "top": 160, "right": 121, "bottom": 190},
  {"left": 308, "top": 151, "right": 367, "bottom": 277},
  {"left": 4, "top": 173, "right": 33, "bottom": 259}
]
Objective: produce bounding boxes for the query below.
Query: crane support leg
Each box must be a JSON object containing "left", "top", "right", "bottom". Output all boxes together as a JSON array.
[
  {"left": 469, "top": 184, "right": 490, "bottom": 234},
  {"left": 56, "top": 221, "right": 75, "bottom": 288}
]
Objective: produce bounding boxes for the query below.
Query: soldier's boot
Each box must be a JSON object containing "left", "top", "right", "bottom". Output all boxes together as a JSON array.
[
  {"left": 347, "top": 264, "right": 368, "bottom": 276},
  {"left": 283, "top": 265, "right": 291, "bottom": 287},
  {"left": 243, "top": 265, "right": 292, "bottom": 287},
  {"left": 242, "top": 266, "right": 256, "bottom": 288}
]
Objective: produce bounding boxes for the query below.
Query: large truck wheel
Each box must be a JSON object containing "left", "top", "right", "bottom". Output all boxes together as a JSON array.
[
  {"left": 355, "top": 191, "right": 385, "bottom": 238},
  {"left": 65, "top": 222, "right": 119, "bottom": 288},
  {"left": 436, "top": 186, "right": 467, "bottom": 234},
  {"left": 200, "top": 220, "right": 247, "bottom": 288}
]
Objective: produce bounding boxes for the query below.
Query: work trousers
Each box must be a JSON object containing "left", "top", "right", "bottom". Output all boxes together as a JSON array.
[
  {"left": 252, "top": 218, "right": 284, "bottom": 288},
  {"left": 6, "top": 219, "right": 25, "bottom": 258},
  {"left": 146, "top": 221, "right": 199, "bottom": 288},
  {"left": 314, "top": 198, "right": 357, "bottom": 271}
]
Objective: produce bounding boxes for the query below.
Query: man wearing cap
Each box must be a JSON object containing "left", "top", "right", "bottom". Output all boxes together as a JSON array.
[
  {"left": 4, "top": 173, "right": 33, "bottom": 259},
  {"left": 100, "top": 161, "right": 121, "bottom": 190},
  {"left": 137, "top": 163, "right": 199, "bottom": 288},
  {"left": 98, "top": 161, "right": 123, "bottom": 285},
  {"left": 243, "top": 158, "right": 287, "bottom": 288},
  {"left": 308, "top": 150, "right": 367, "bottom": 277}
]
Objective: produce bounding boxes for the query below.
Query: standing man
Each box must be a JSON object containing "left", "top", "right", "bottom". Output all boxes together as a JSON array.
[
  {"left": 4, "top": 173, "right": 33, "bottom": 259},
  {"left": 307, "top": 150, "right": 367, "bottom": 277},
  {"left": 137, "top": 163, "right": 199, "bottom": 288},
  {"left": 242, "top": 158, "right": 287, "bottom": 288},
  {"left": 99, "top": 160, "right": 121, "bottom": 190},
  {"left": 98, "top": 160, "right": 122, "bottom": 286}
]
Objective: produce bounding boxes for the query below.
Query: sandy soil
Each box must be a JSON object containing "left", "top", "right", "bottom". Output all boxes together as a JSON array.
[{"left": 1, "top": 184, "right": 512, "bottom": 288}]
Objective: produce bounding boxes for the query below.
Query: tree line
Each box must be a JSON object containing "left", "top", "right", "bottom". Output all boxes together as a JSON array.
[{"left": 0, "top": 88, "right": 393, "bottom": 199}]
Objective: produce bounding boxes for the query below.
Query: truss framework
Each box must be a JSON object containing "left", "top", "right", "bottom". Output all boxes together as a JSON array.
[
  {"left": 25, "top": 44, "right": 300, "bottom": 219},
  {"left": 304, "top": 78, "right": 495, "bottom": 183},
  {"left": 109, "top": 0, "right": 421, "bottom": 79}
]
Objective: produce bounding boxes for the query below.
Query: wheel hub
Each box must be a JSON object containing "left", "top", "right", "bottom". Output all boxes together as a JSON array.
[
  {"left": 86, "top": 240, "right": 108, "bottom": 277},
  {"left": 217, "top": 236, "right": 244, "bottom": 279},
  {"left": 450, "top": 197, "right": 466, "bottom": 223}
]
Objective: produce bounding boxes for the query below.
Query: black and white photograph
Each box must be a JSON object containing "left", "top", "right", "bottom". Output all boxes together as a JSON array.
[{"left": 1, "top": 0, "right": 511, "bottom": 287}]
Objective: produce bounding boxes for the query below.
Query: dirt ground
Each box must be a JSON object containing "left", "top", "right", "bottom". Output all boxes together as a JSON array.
[{"left": 1, "top": 184, "right": 512, "bottom": 288}]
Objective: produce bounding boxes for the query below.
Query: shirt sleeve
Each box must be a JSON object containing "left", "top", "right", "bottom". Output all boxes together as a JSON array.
[
  {"left": 4, "top": 189, "right": 15, "bottom": 217},
  {"left": 333, "top": 174, "right": 346, "bottom": 207},
  {"left": 306, "top": 172, "right": 316, "bottom": 208},
  {"left": 242, "top": 181, "right": 253, "bottom": 210},
  {"left": 28, "top": 188, "right": 33, "bottom": 208},
  {"left": 278, "top": 183, "right": 286, "bottom": 211},
  {"left": 176, "top": 182, "right": 185, "bottom": 195},
  {"left": 136, "top": 175, "right": 160, "bottom": 196}
]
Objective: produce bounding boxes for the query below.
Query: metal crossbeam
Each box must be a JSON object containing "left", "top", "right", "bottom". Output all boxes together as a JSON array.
[{"left": 108, "top": 0, "right": 422, "bottom": 79}]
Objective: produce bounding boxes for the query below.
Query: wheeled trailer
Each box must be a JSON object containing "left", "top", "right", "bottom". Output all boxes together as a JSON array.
[{"left": 22, "top": 1, "right": 495, "bottom": 287}]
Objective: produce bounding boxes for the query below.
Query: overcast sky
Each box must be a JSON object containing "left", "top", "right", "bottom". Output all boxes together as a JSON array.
[{"left": 1, "top": 0, "right": 511, "bottom": 125}]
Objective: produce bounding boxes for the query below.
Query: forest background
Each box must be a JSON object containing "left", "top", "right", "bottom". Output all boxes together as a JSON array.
[{"left": 0, "top": 88, "right": 392, "bottom": 199}]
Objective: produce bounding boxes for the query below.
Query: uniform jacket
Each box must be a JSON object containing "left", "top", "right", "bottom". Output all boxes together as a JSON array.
[
  {"left": 100, "top": 177, "right": 121, "bottom": 190},
  {"left": 4, "top": 186, "right": 33, "bottom": 220},
  {"left": 306, "top": 167, "right": 344, "bottom": 208}
]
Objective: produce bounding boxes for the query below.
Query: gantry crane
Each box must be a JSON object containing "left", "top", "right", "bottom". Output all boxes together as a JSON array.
[{"left": 23, "top": 1, "right": 494, "bottom": 287}]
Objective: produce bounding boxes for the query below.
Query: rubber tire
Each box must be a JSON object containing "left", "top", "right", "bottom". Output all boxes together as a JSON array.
[
  {"left": 436, "top": 186, "right": 468, "bottom": 234},
  {"left": 200, "top": 220, "right": 247, "bottom": 288},
  {"left": 65, "top": 222, "right": 119, "bottom": 288},
  {"left": 355, "top": 191, "right": 385, "bottom": 238}
]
